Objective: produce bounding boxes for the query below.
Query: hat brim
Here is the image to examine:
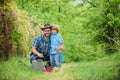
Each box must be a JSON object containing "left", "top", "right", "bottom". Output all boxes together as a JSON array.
[{"left": 40, "top": 26, "right": 51, "bottom": 30}]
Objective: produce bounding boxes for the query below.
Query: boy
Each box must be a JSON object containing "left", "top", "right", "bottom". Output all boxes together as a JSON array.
[{"left": 50, "top": 24, "right": 65, "bottom": 72}]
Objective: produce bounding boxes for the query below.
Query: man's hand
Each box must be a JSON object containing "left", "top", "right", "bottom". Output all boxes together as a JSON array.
[
  {"left": 37, "top": 53, "right": 44, "bottom": 58},
  {"left": 32, "top": 46, "right": 44, "bottom": 58}
]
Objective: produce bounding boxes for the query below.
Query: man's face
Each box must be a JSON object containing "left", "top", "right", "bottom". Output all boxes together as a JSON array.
[{"left": 43, "top": 28, "right": 51, "bottom": 37}]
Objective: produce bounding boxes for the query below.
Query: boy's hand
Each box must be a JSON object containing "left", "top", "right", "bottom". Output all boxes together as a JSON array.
[{"left": 55, "top": 46, "right": 61, "bottom": 50}]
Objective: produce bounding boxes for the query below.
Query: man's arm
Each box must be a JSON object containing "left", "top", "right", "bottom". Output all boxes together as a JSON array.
[{"left": 32, "top": 46, "right": 44, "bottom": 58}]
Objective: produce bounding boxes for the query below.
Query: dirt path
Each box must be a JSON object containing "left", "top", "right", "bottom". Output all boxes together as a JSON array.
[
  {"left": 32, "top": 63, "right": 78, "bottom": 80},
  {"left": 44, "top": 63, "right": 77, "bottom": 80}
]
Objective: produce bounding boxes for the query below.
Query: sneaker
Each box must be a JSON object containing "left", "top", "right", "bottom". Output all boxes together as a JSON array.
[
  {"left": 52, "top": 67, "right": 56, "bottom": 72},
  {"left": 52, "top": 67, "right": 59, "bottom": 72},
  {"left": 55, "top": 67, "right": 59, "bottom": 72},
  {"left": 59, "top": 68, "right": 62, "bottom": 72}
]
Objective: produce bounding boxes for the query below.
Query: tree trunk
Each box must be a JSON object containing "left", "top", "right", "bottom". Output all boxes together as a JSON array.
[
  {"left": 1, "top": 13, "right": 11, "bottom": 60},
  {"left": 0, "top": 0, "right": 5, "bottom": 5}
]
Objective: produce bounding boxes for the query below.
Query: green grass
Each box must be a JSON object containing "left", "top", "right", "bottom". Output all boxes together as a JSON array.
[
  {"left": 68, "top": 61, "right": 118, "bottom": 80},
  {"left": 0, "top": 56, "right": 119, "bottom": 80}
]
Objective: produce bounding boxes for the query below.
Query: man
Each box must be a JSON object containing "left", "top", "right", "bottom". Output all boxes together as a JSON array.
[{"left": 30, "top": 24, "right": 51, "bottom": 64}]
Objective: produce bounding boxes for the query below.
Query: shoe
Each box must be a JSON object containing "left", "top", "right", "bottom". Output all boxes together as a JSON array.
[
  {"left": 55, "top": 67, "right": 59, "bottom": 72},
  {"left": 52, "top": 67, "right": 59, "bottom": 72},
  {"left": 59, "top": 68, "right": 62, "bottom": 72}
]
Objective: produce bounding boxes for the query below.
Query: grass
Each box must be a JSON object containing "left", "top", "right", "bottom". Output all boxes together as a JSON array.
[{"left": 0, "top": 56, "right": 119, "bottom": 80}]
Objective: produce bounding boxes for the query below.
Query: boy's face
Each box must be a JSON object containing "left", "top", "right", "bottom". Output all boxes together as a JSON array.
[{"left": 51, "top": 29, "right": 57, "bottom": 34}]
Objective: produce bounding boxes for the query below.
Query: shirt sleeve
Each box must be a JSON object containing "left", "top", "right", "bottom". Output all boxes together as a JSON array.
[
  {"left": 32, "top": 36, "right": 39, "bottom": 48},
  {"left": 58, "top": 34, "right": 64, "bottom": 44}
]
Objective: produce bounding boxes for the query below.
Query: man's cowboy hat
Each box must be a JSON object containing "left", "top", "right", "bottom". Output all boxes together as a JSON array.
[{"left": 41, "top": 24, "right": 51, "bottom": 30}]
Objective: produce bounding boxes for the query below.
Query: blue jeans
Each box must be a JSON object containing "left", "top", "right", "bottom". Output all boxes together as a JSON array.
[{"left": 50, "top": 53, "right": 62, "bottom": 67}]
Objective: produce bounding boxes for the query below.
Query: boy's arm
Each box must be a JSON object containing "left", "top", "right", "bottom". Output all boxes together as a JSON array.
[
  {"left": 60, "top": 43, "right": 65, "bottom": 51},
  {"left": 55, "top": 34, "right": 65, "bottom": 51},
  {"left": 55, "top": 43, "right": 65, "bottom": 51}
]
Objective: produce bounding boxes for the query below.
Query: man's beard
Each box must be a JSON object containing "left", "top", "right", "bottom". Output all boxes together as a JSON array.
[{"left": 44, "top": 33, "right": 50, "bottom": 37}]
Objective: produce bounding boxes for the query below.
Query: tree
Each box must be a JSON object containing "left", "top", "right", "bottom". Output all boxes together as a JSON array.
[
  {"left": 84, "top": 0, "right": 120, "bottom": 54},
  {"left": 0, "top": 0, "right": 35, "bottom": 59}
]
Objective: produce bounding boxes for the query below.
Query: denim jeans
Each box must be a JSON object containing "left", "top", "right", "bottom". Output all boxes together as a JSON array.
[{"left": 50, "top": 53, "right": 62, "bottom": 67}]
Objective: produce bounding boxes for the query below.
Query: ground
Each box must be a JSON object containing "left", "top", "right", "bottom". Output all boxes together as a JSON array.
[{"left": 31, "top": 63, "right": 78, "bottom": 80}]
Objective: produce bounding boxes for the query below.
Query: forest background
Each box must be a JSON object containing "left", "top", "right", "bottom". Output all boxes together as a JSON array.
[{"left": 0, "top": 0, "right": 120, "bottom": 80}]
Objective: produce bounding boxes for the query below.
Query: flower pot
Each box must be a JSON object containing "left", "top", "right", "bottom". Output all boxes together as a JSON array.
[{"left": 45, "top": 67, "right": 52, "bottom": 72}]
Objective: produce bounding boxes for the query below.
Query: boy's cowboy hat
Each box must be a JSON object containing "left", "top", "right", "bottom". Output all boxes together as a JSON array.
[{"left": 41, "top": 24, "right": 51, "bottom": 30}]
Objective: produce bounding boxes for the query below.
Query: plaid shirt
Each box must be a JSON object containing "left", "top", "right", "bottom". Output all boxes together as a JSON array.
[{"left": 32, "top": 34, "right": 51, "bottom": 55}]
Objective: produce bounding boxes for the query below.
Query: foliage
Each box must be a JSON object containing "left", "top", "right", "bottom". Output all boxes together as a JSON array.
[
  {"left": 83, "top": 0, "right": 120, "bottom": 54},
  {"left": 15, "top": 0, "right": 120, "bottom": 62},
  {"left": 0, "top": 0, "right": 120, "bottom": 79},
  {"left": 0, "top": 1, "right": 38, "bottom": 58},
  {"left": 1, "top": 0, "right": 119, "bottom": 61},
  {"left": 0, "top": 56, "right": 119, "bottom": 80}
]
